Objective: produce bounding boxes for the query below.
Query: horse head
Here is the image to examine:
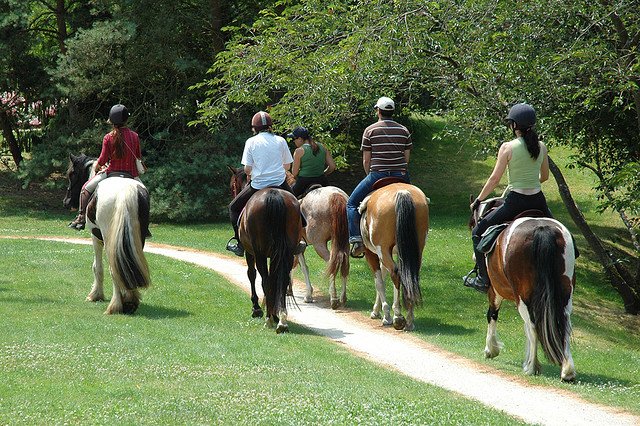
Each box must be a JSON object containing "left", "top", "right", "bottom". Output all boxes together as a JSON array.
[
  {"left": 228, "top": 165, "right": 248, "bottom": 198},
  {"left": 63, "top": 153, "right": 95, "bottom": 209}
]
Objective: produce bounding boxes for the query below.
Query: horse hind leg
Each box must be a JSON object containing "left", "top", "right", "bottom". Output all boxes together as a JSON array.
[
  {"left": 247, "top": 254, "right": 263, "bottom": 318},
  {"left": 87, "top": 237, "right": 106, "bottom": 302},
  {"left": 122, "top": 289, "right": 141, "bottom": 314},
  {"left": 485, "top": 293, "right": 505, "bottom": 358},
  {"left": 276, "top": 310, "right": 289, "bottom": 334},
  {"left": 105, "top": 279, "right": 124, "bottom": 315},
  {"left": 391, "top": 280, "right": 407, "bottom": 331},
  {"left": 518, "top": 301, "right": 541, "bottom": 375},
  {"left": 561, "top": 298, "right": 576, "bottom": 382},
  {"left": 297, "top": 253, "right": 314, "bottom": 303}
]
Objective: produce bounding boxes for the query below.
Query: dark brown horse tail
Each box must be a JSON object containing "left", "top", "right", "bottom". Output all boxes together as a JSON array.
[
  {"left": 327, "top": 193, "right": 349, "bottom": 279},
  {"left": 264, "top": 189, "right": 294, "bottom": 317},
  {"left": 395, "top": 191, "right": 422, "bottom": 308},
  {"left": 530, "top": 225, "right": 569, "bottom": 366}
]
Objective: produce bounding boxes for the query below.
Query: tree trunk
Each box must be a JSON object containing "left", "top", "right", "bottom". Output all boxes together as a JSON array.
[
  {"left": 210, "top": 0, "right": 226, "bottom": 55},
  {"left": 548, "top": 156, "right": 640, "bottom": 314},
  {"left": 0, "top": 109, "right": 23, "bottom": 168},
  {"left": 55, "top": 0, "right": 68, "bottom": 54}
]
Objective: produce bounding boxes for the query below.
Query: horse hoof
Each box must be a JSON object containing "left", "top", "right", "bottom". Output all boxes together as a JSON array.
[
  {"left": 276, "top": 324, "right": 289, "bottom": 334},
  {"left": 382, "top": 318, "right": 393, "bottom": 326},
  {"left": 304, "top": 296, "right": 314, "bottom": 303},
  {"left": 331, "top": 299, "right": 339, "bottom": 310},
  {"left": 122, "top": 301, "right": 138, "bottom": 315},
  {"left": 252, "top": 309, "right": 264, "bottom": 318},
  {"left": 393, "top": 317, "right": 406, "bottom": 330},
  {"left": 370, "top": 311, "right": 381, "bottom": 320},
  {"left": 86, "top": 295, "right": 105, "bottom": 302},
  {"left": 403, "top": 323, "right": 415, "bottom": 332}
]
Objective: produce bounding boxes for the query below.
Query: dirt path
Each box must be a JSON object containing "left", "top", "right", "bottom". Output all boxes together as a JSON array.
[{"left": 15, "top": 236, "right": 640, "bottom": 426}]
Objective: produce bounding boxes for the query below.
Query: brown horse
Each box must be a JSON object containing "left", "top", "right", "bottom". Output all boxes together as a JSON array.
[
  {"left": 359, "top": 182, "right": 429, "bottom": 331},
  {"left": 228, "top": 166, "right": 302, "bottom": 333},
  {"left": 297, "top": 186, "right": 350, "bottom": 309},
  {"left": 469, "top": 199, "right": 576, "bottom": 381}
]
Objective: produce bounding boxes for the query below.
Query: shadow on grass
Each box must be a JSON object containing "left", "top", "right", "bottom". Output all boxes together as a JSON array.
[{"left": 135, "top": 303, "right": 191, "bottom": 319}]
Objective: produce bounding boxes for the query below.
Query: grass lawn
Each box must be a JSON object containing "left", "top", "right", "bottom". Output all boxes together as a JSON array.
[{"left": 1, "top": 116, "right": 639, "bottom": 421}]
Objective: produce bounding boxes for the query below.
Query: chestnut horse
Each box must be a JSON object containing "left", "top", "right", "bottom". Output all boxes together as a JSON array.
[
  {"left": 298, "top": 185, "right": 350, "bottom": 309},
  {"left": 359, "top": 182, "right": 429, "bottom": 331},
  {"left": 65, "top": 155, "right": 151, "bottom": 314},
  {"left": 228, "top": 167, "right": 302, "bottom": 333},
  {"left": 470, "top": 198, "right": 576, "bottom": 381}
]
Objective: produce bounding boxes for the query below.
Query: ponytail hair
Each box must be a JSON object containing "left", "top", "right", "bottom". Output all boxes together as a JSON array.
[
  {"left": 309, "top": 138, "right": 320, "bottom": 156},
  {"left": 522, "top": 127, "right": 540, "bottom": 159},
  {"left": 111, "top": 126, "right": 125, "bottom": 159}
]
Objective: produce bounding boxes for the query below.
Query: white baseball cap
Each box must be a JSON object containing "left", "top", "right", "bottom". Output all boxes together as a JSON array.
[{"left": 374, "top": 96, "right": 395, "bottom": 111}]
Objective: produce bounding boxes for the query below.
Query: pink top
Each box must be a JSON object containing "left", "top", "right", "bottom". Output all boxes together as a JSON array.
[{"left": 97, "top": 127, "right": 141, "bottom": 177}]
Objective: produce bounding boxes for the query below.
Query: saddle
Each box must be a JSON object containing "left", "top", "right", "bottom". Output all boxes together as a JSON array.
[
  {"left": 371, "top": 176, "right": 408, "bottom": 191},
  {"left": 477, "top": 209, "right": 546, "bottom": 254}
]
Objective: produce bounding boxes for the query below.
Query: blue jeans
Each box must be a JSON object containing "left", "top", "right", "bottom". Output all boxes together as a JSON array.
[{"left": 347, "top": 170, "right": 409, "bottom": 243}]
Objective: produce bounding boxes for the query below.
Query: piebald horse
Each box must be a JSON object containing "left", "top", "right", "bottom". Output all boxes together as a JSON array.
[
  {"left": 228, "top": 167, "right": 302, "bottom": 333},
  {"left": 470, "top": 198, "right": 576, "bottom": 381},
  {"left": 65, "top": 154, "right": 151, "bottom": 314},
  {"left": 359, "top": 182, "right": 429, "bottom": 331},
  {"left": 297, "top": 185, "right": 350, "bottom": 309}
]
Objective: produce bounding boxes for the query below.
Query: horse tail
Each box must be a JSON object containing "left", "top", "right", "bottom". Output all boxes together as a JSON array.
[
  {"left": 327, "top": 193, "right": 349, "bottom": 280},
  {"left": 105, "top": 184, "right": 151, "bottom": 294},
  {"left": 529, "top": 225, "right": 570, "bottom": 365},
  {"left": 264, "top": 190, "right": 294, "bottom": 317},
  {"left": 395, "top": 190, "right": 422, "bottom": 308}
]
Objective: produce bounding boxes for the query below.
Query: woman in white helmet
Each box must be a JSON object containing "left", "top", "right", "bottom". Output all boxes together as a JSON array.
[{"left": 226, "top": 111, "right": 296, "bottom": 256}]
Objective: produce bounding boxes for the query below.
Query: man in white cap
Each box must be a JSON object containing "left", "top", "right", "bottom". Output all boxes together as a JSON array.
[{"left": 347, "top": 96, "right": 412, "bottom": 257}]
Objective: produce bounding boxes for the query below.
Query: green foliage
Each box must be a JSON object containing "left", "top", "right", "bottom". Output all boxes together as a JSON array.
[{"left": 143, "top": 132, "right": 244, "bottom": 222}]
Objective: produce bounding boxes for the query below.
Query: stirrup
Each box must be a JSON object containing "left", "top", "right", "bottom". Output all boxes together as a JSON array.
[
  {"left": 462, "top": 267, "right": 478, "bottom": 287},
  {"left": 350, "top": 242, "right": 365, "bottom": 258},
  {"left": 226, "top": 237, "right": 244, "bottom": 257}
]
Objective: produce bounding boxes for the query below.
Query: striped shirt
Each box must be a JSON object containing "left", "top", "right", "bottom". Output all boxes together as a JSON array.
[{"left": 361, "top": 119, "right": 412, "bottom": 172}]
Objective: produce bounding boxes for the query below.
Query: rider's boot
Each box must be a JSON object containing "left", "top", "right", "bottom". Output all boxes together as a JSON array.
[
  {"left": 68, "top": 189, "right": 90, "bottom": 231},
  {"left": 463, "top": 235, "right": 490, "bottom": 293},
  {"left": 226, "top": 225, "right": 245, "bottom": 257}
]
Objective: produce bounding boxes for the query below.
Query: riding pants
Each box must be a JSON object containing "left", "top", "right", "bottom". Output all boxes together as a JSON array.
[
  {"left": 292, "top": 175, "right": 328, "bottom": 198},
  {"left": 472, "top": 190, "right": 553, "bottom": 281},
  {"left": 347, "top": 170, "right": 409, "bottom": 243}
]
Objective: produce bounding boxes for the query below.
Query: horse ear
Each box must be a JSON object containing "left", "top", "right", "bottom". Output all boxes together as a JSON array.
[
  {"left": 469, "top": 194, "right": 474, "bottom": 203},
  {"left": 70, "top": 153, "right": 76, "bottom": 161},
  {"left": 227, "top": 165, "right": 237, "bottom": 175}
]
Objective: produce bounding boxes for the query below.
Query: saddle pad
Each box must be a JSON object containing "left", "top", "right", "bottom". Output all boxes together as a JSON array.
[{"left": 478, "top": 223, "right": 509, "bottom": 254}]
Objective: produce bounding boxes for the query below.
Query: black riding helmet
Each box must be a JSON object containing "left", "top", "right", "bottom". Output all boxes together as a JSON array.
[
  {"left": 109, "top": 104, "right": 129, "bottom": 126},
  {"left": 506, "top": 103, "right": 536, "bottom": 130}
]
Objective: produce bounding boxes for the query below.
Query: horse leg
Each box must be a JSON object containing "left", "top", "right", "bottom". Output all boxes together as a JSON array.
[
  {"left": 561, "top": 297, "right": 576, "bottom": 382},
  {"left": 391, "top": 276, "right": 407, "bottom": 331},
  {"left": 246, "top": 253, "right": 263, "bottom": 318},
  {"left": 105, "top": 278, "right": 124, "bottom": 315},
  {"left": 484, "top": 291, "right": 504, "bottom": 358},
  {"left": 517, "top": 301, "right": 541, "bottom": 375},
  {"left": 366, "top": 252, "right": 391, "bottom": 325},
  {"left": 86, "top": 236, "right": 106, "bottom": 302},
  {"left": 297, "top": 253, "right": 314, "bottom": 303},
  {"left": 255, "top": 255, "right": 272, "bottom": 327}
]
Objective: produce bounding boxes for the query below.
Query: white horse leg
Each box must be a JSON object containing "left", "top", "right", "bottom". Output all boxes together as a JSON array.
[
  {"left": 86, "top": 236, "right": 105, "bottom": 302},
  {"left": 297, "top": 253, "right": 314, "bottom": 303},
  {"left": 392, "top": 283, "right": 406, "bottom": 330},
  {"left": 105, "top": 275, "right": 123, "bottom": 315},
  {"left": 485, "top": 295, "right": 504, "bottom": 358},
  {"left": 339, "top": 273, "right": 347, "bottom": 306},
  {"left": 561, "top": 297, "right": 576, "bottom": 381},
  {"left": 276, "top": 310, "right": 289, "bottom": 334},
  {"left": 518, "top": 302, "right": 541, "bottom": 375},
  {"left": 370, "top": 269, "right": 391, "bottom": 326}
]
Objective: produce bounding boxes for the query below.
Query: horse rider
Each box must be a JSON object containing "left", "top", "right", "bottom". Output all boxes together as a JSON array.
[
  {"left": 226, "top": 111, "right": 306, "bottom": 257},
  {"left": 465, "top": 102, "right": 553, "bottom": 292},
  {"left": 347, "top": 96, "right": 412, "bottom": 258},
  {"left": 68, "top": 104, "right": 143, "bottom": 230},
  {"left": 288, "top": 126, "right": 336, "bottom": 197}
]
